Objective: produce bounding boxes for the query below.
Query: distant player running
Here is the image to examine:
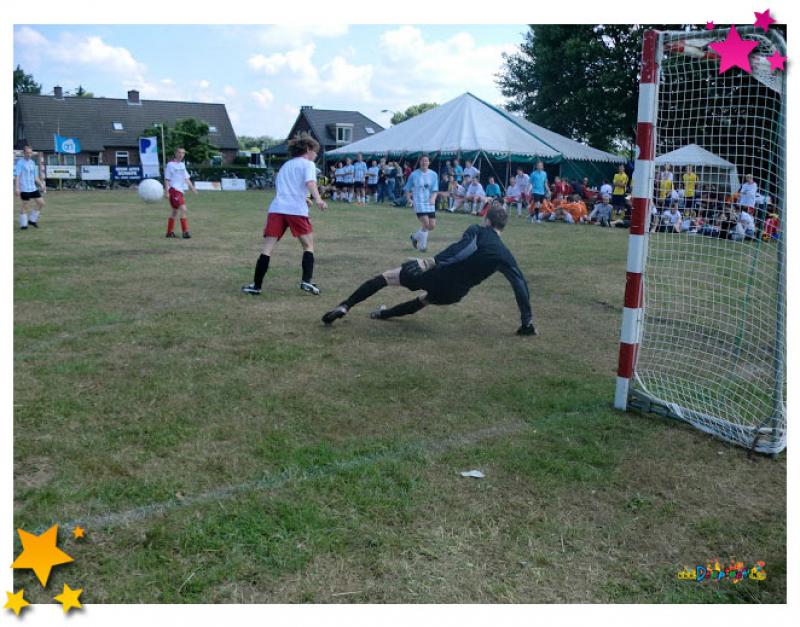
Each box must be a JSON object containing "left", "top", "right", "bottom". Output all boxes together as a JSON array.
[
  {"left": 164, "top": 147, "right": 197, "bottom": 238},
  {"left": 322, "top": 205, "right": 537, "bottom": 336},
  {"left": 406, "top": 155, "right": 438, "bottom": 252},
  {"left": 241, "top": 134, "right": 328, "bottom": 296},
  {"left": 14, "top": 145, "right": 46, "bottom": 230}
]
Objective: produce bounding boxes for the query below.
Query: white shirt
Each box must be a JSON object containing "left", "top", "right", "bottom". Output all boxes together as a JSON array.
[
  {"left": 600, "top": 183, "right": 613, "bottom": 196},
  {"left": 505, "top": 183, "right": 521, "bottom": 199},
  {"left": 165, "top": 160, "right": 191, "bottom": 191},
  {"left": 738, "top": 210, "right": 755, "bottom": 231},
  {"left": 515, "top": 173, "right": 530, "bottom": 192},
  {"left": 463, "top": 166, "right": 480, "bottom": 179},
  {"left": 739, "top": 181, "right": 758, "bottom": 207},
  {"left": 403, "top": 169, "right": 438, "bottom": 213},
  {"left": 466, "top": 182, "right": 485, "bottom": 197},
  {"left": 268, "top": 156, "right": 316, "bottom": 217},
  {"left": 663, "top": 209, "right": 681, "bottom": 225},
  {"left": 14, "top": 157, "right": 39, "bottom": 193},
  {"left": 366, "top": 166, "right": 380, "bottom": 185}
]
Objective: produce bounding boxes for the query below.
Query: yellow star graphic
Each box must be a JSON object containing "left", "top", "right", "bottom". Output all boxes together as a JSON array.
[
  {"left": 4, "top": 589, "right": 30, "bottom": 617},
  {"left": 72, "top": 526, "right": 85, "bottom": 540},
  {"left": 53, "top": 583, "right": 83, "bottom": 613},
  {"left": 11, "top": 525, "right": 74, "bottom": 587}
]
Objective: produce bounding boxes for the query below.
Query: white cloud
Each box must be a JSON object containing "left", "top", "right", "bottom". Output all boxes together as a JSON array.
[
  {"left": 376, "top": 26, "right": 515, "bottom": 105},
  {"left": 256, "top": 24, "right": 348, "bottom": 50},
  {"left": 15, "top": 26, "right": 47, "bottom": 48},
  {"left": 198, "top": 79, "right": 210, "bottom": 89},
  {"left": 248, "top": 44, "right": 318, "bottom": 83},
  {"left": 223, "top": 85, "right": 237, "bottom": 97},
  {"left": 251, "top": 87, "right": 275, "bottom": 109}
]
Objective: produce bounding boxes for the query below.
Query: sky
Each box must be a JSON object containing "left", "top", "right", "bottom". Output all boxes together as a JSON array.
[{"left": 13, "top": 24, "right": 527, "bottom": 140}]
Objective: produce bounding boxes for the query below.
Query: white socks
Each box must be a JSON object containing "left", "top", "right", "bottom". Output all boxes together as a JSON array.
[
  {"left": 19, "top": 213, "right": 28, "bottom": 228},
  {"left": 416, "top": 229, "right": 429, "bottom": 251}
]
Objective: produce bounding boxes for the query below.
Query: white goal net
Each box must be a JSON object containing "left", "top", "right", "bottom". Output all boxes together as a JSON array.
[{"left": 628, "top": 27, "right": 786, "bottom": 455}]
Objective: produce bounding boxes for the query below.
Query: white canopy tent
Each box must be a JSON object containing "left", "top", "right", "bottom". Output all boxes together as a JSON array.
[
  {"left": 655, "top": 144, "right": 740, "bottom": 194},
  {"left": 325, "top": 92, "right": 624, "bottom": 184}
]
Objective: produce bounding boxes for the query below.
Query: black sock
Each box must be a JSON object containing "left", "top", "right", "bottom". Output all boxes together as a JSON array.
[
  {"left": 302, "top": 251, "right": 314, "bottom": 283},
  {"left": 380, "top": 298, "right": 426, "bottom": 319},
  {"left": 341, "top": 275, "right": 387, "bottom": 310},
  {"left": 253, "top": 254, "right": 270, "bottom": 289}
]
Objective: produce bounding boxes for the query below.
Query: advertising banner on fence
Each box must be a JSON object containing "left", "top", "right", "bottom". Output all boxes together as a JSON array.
[
  {"left": 112, "top": 166, "right": 142, "bottom": 181},
  {"left": 45, "top": 165, "right": 77, "bottom": 179},
  {"left": 195, "top": 181, "right": 222, "bottom": 191},
  {"left": 80, "top": 165, "right": 111, "bottom": 181},
  {"left": 139, "top": 137, "right": 161, "bottom": 179},
  {"left": 221, "top": 178, "right": 247, "bottom": 191}
]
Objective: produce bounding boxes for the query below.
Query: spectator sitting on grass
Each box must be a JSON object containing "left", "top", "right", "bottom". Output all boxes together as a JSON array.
[
  {"left": 485, "top": 176, "right": 502, "bottom": 201},
  {"left": 503, "top": 180, "right": 524, "bottom": 217},
  {"left": 465, "top": 178, "right": 486, "bottom": 215},
  {"left": 654, "top": 204, "right": 682, "bottom": 233},
  {"left": 731, "top": 209, "right": 756, "bottom": 241},
  {"left": 588, "top": 193, "right": 613, "bottom": 226},
  {"left": 611, "top": 196, "right": 634, "bottom": 229}
]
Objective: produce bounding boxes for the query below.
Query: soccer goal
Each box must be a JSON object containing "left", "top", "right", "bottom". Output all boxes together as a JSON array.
[{"left": 615, "top": 27, "right": 787, "bottom": 455}]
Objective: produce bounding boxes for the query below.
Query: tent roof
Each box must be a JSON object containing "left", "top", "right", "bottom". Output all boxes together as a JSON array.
[
  {"left": 326, "top": 92, "right": 624, "bottom": 163},
  {"left": 655, "top": 144, "right": 736, "bottom": 168}
]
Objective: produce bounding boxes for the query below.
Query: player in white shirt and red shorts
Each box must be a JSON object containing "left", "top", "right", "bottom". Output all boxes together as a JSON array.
[
  {"left": 242, "top": 134, "right": 328, "bottom": 296},
  {"left": 163, "top": 147, "right": 197, "bottom": 238}
]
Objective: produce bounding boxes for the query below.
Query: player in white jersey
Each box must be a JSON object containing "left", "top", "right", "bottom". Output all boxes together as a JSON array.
[
  {"left": 404, "top": 155, "right": 439, "bottom": 252},
  {"left": 353, "top": 154, "right": 368, "bottom": 206},
  {"left": 366, "top": 160, "right": 380, "bottom": 203},
  {"left": 333, "top": 162, "right": 345, "bottom": 201},
  {"left": 242, "top": 134, "right": 327, "bottom": 296},
  {"left": 342, "top": 158, "right": 355, "bottom": 202},
  {"left": 465, "top": 179, "right": 486, "bottom": 215},
  {"left": 462, "top": 160, "right": 480, "bottom": 181},
  {"left": 163, "top": 148, "right": 197, "bottom": 238},
  {"left": 14, "top": 145, "right": 46, "bottom": 230}
]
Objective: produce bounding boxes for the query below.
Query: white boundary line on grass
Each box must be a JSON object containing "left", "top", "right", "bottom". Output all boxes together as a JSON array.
[{"left": 43, "top": 420, "right": 532, "bottom": 533}]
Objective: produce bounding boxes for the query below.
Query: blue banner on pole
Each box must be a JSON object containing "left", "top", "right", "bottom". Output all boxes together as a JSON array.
[{"left": 53, "top": 134, "right": 81, "bottom": 154}]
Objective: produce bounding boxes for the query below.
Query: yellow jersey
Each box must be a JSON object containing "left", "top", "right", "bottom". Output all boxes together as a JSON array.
[
  {"left": 612, "top": 172, "right": 629, "bottom": 196},
  {"left": 683, "top": 172, "right": 698, "bottom": 197}
]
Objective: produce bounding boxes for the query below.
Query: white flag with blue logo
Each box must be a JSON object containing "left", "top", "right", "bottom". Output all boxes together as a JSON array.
[
  {"left": 139, "top": 136, "right": 161, "bottom": 178},
  {"left": 54, "top": 134, "right": 81, "bottom": 154}
]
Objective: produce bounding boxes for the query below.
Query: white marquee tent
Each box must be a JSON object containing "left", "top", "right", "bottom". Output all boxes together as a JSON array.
[{"left": 655, "top": 144, "right": 741, "bottom": 194}]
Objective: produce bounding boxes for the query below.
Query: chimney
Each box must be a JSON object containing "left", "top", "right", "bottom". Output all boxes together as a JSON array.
[
  {"left": 301, "top": 105, "right": 313, "bottom": 110},
  {"left": 54, "top": 86, "right": 64, "bottom": 100},
  {"left": 127, "top": 89, "right": 141, "bottom": 105}
]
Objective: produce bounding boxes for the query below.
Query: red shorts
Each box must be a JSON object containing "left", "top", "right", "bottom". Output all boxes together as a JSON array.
[
  {"left": 264, "top": 212, "right": 313, "bottom": 239},
  {"left": 169, "top": 188, "right": 185, "bottom": 209}
]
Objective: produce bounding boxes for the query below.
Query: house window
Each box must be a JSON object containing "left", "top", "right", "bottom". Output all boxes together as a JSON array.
[
  {"left": 116, "top": 151, "right": 129, "bottom": 166},
  {"left": 89, "top": 154, "right": 101, "bottom": 165},
  {"left": 208, "top": 126, "right": 218, "bottom": 133},
  {"left": 365, "top": 127, "right": 375, "bottom": 134},
  {"left": 112, "top": 122, "right": 124, "bottom": 131},
  {"left": 63, "top": 155, "right": 76, "bottom": 166},
  {"left": 336, "top": 126, "right": 353, "bottom": 144},
  {"left": 47, "top": 154, "right": 59, "bottom": 165}
]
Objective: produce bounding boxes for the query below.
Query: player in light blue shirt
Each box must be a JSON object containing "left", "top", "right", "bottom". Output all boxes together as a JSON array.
[
  {"left": 342, "top": 158, "right": 355, "bottom": 202},
  {"left": 366, "top": 160, "right": 380, "bottom": 203},
  {"left": 14, "top": 145, "right": 46, "bottom": 230},
  {"left": 529, "top": 161, "right": 550, "bottom": 222},
  {"left": 353, "top": 154, "right": 368, "bottom": 205},
  {"left": 404, "top": 155, "right": 439, "bottom": 252}
]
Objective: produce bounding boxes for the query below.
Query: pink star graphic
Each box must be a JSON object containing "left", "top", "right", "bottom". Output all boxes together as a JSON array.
[
  {"left": 709, "top": 26, "right": 759, "bottom": 74},
  {"left": 766, "top": 50, "right": 787, "bottom": 71},
  {"left": 706, "top": 21, "right": 715, "bottom": 30},
  {"left": 754, "top": 9, "right": 776, "bottom": 32}
]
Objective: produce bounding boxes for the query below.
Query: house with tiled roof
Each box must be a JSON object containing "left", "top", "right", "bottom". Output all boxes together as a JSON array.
[
  {"left": 14, "top": 87, "right": 239, "bottom": 168},
  {"left": 264, "top": 105, "right": 384, "bottom": 157}
]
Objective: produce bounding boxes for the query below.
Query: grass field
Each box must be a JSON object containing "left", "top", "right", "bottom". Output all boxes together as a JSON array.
[{"left": 13, "top": 190, "right": 786, "bottom": 603}]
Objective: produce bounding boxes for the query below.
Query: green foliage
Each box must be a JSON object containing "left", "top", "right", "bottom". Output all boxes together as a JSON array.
[
  {"left": 237, "top": 135, "right": 281, "bottom": 151},
  {"left": 13, "top": 65, "right": 41, "bottom": 96},
  {"left": 497, "top": 25, "right": 696, "bottom": 153},
  {"left": 142, "top": 118, "right": 219, "bottom": 165},
  {"left": 72, "top": 85, "right": 94, "bottom": 98},
  {"left": 390, "top": 102, "right": 438, "bottom": 125}
]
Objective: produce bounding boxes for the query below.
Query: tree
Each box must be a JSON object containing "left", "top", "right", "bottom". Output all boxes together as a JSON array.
[
  {"left": 390, "top": 102, "right": 438, "bottom": 125},
  {"left": 142, "top": 119, "right": 219, "bottom": 165},
  {"left": 237, "top": 135, "right": 280, "bottom": 151},
  {"left": 73, "top": 85, "right": 94, "bottom": 98},
  {"left": 496, "top": 25, "right": 695, "bottom": 153},
  {"left": 13, "top": 65, "right": 41, "bottom": 96}
]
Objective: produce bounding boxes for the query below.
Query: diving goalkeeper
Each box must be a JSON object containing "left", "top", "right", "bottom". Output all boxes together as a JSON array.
[{"left": 322, "top": 205, "right": 537, "bottom": 335}]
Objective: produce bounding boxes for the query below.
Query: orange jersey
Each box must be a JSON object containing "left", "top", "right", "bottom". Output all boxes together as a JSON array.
[{"left": 562, "top": 200, "right": 588, "bottom": 222}]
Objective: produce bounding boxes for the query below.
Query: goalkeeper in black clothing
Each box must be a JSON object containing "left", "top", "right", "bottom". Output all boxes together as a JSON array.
[{"left": 322, "top": 205, "right": 537, "bottom": 335}]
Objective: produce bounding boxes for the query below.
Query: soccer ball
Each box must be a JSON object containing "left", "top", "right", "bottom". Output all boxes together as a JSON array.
[{"left": 138, "top": 178, "right": 164, "bottom": 203}]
